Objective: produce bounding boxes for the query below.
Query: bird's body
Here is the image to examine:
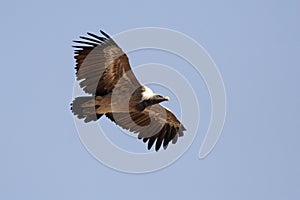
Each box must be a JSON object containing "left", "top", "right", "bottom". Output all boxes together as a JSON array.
[{"left": 71, "top": 30, "right": 186, "bottom": 151}]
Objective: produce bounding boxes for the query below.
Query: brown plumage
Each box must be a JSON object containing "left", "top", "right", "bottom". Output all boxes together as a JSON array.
[{"left": 71, "top": 30, "right": 186, "bottom": 151}]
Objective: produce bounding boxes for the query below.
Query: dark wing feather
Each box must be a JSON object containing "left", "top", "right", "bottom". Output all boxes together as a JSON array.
[
  {"left": 73, "top": 30, "right": 140, "bottom": 96},
  {"left": 105, "top": 104, "right": 186, "bottom": 151}
]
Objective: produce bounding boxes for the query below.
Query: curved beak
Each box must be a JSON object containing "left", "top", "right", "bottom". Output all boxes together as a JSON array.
[{"left": 153, "top": 95, "right": 170, "bottom": 104}]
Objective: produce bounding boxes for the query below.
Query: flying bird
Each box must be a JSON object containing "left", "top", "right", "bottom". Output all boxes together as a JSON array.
[{"left": 71, "top": 30, "right": 186, "bottom": 151}]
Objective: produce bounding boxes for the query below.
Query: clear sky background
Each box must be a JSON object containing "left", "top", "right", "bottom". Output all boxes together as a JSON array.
[{"left": 1, "top": 0, "right": 300, "bottom": 199}]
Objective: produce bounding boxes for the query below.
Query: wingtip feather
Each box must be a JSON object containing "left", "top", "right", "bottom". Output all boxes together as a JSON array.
[{"left": 100, "top": 30, "right": 110, "bottom": 38}]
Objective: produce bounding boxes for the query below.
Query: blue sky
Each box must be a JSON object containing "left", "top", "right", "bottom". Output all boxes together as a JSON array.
[{"left": 1, "top": 0, "right": 300, "bottom": 199}]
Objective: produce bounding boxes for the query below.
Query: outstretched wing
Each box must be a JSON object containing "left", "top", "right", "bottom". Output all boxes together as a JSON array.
[
  {"left": 105, "top": 104, "right": 186, "bottom": 151},
  {"left": 73, "top": 30, "right": 140, "bottom": 96}
]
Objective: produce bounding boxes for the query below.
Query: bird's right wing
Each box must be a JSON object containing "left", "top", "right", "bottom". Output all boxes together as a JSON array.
[
  {"left": 73, "top": 30, "right": 141, "bottom": 96},
  {"left": 105, "top": 104, "right": 186, "bottom": 151}
]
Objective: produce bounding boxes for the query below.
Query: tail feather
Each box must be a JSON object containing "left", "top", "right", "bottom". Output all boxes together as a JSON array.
[{"left": 71, "top": 96, "right": 102, "bottom": 123}]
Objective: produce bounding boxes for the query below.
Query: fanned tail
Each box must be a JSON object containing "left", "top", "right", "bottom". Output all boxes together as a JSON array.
[{"left": 70, "top": 96, "right": 102, "bottom": 123}]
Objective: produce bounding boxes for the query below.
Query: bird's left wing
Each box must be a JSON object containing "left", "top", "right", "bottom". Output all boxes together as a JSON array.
[{"left": 105, "top": 104, "right": 186, "bottom": 151}]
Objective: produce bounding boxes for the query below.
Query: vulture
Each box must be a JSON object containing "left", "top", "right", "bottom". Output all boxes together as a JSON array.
[{"left": 71, "top": 30, "right": 186, "bottom": 151}]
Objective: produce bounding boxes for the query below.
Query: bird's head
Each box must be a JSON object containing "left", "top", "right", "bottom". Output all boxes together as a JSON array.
[
  {"left": 152, "top": 94, "right": 170, "bottom": 103},
  {"left": 141, "top": 85, "right": 169, "bottom": 103},
  {"left": 136, "top": 93, "right": 170, "bottom": 111},
  {"left": 135, "top": 85, "right": 170, "bottom": 111}
]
